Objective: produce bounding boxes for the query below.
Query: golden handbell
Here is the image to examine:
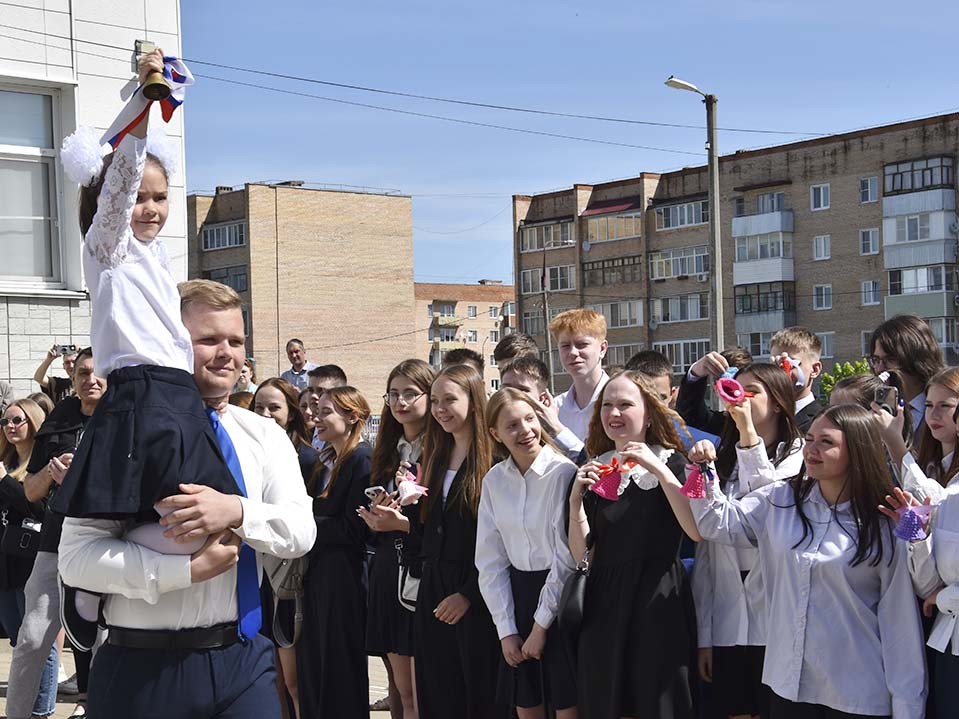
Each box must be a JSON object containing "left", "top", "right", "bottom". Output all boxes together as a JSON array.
[{"left": 142, "top": 70, "right": 171, "bottom": 101}]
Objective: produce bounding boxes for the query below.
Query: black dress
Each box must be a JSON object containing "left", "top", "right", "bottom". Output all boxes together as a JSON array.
[
  {"left": 365, "top": 473, "right": 415, "bottom": 657},
  {"left": 413, "top": 466, "right": 502, "bottom": 719},
  {"left": 576, "top": 450, "right": 696, "bottom": 719},
  {"left": 296, "top": 443, "right": 371, "bottom": 719}
]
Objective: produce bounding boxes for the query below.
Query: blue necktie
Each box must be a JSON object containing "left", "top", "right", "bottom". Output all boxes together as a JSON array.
[{"left": 206, "top": 408, "right": 262, "bottom": 640}]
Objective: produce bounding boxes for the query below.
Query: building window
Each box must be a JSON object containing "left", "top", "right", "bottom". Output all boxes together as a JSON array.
[
  {"left": 490, "top": 378, "right": 500, "bottom": 390},
  {"left": 816, "top": 332, "right": 835, "bottom": 359},
  {"left": 587, "top": 300, "right": 643, "bottom": 329},
  {"left": 895, "top": 213, "right": 931, "bottom": 243},
  {"left": 756, "top": 191, "right": 785, "bottom": 214},
  {"left": 860, "top": 228, "right": 880, "bottom": 255},
  {"left": 929, "top": 318, "right": 957, "bottom": 349},
  {"left": 583, "top": 255, "right": 643, "bottom": 286},
  {"left": 201, "top": 222, "right": 246, "bottom": 251},
  {"left": 648, "top": 246, "right": 710, "bottom": 280},
  {"left": 201, "top": 265, "right": 248, "bottom": 293},
  {"left": 438, "top": 303, "right": 455, "bottom": 316},
  {"left": 813, "top": 234, "right": 831, "bottom": 261},
  {"left": 547, "top": 265, "right": 575, "bottom": 291},
  {"left": 522, "top": 310, "right": 545, "bottom": 336},
  {"left": 654, "top": 200, "right": 709, "bottom": 230},
  {"left": 813, "top": 284, "right": 833, "bottom": 310},
  {"left": 488, "top": 354, "right": 496, "bottom": 367},
  {"left": 241, "top": 308, "right": 250, "bottom": 336},
  {"left": 652, "top": 339, "right": 711, "bottom": 374},
  {"left": 860, "top": 176, "right": 879, "bottom": 203},
  {"left": 810, "top": 184, "right": 830, "bottom": 211},
  {"left": 734, "top": 282, "right": 795, "bottom": 314},
  {"left": 861, "top": 330, "right": 873, "bottom": 357},
  {"left": 734, "top": 233, "right": 793, "bottom": 262},
  {"left": 605, "top": 343, "right": 645, "bottom": 368},
  {"left": 467, "top": 330, "right": 478, "bottom": 343},
  {"left": 520, "top": 221, "right": 573, "bottom": 252},
  {"left": 733, "top": 197, "right": 746, "bottom": 217},
  {"left": 520, "top": 269, "right": 543, "bottom": 295},
  {"left": 650, "top": 294, "right": 709, "bottom": 324},
  {"left": 587, "top": 212, "right": 642, "bottom": 243},
  {"left": 427, "top": 303, "right": 433, "bottom": 317},
  {"left": 884, "top": 156, "right": 954, "bottom": 195},
  {"left": 1, "top": 87, "right": 61, "bottom": 285},
  {"left": 861, "top": 280, "right": 881, "bottom": 306},
  {"left": 488, "top": 305, "right": 499, "bottom": 318},
  {"left": 487, "top": 331, "right": 498, "bottom": 344},
  {"left": 465, "top": 305, "right": 476, "bottom": 318},
  {"left": 736, "top": 331, "right": 774, "bottom": 358},
  {"left": 888, "top": 266, "right": 952, "bottom": 295}
]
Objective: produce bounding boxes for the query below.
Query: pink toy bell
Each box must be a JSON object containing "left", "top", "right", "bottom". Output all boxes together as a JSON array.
[{"left": 715, "top": 377, "right": 754, "bottom": 405}]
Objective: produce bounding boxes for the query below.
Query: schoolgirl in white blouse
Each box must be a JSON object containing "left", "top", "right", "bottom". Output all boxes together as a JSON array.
[
  {"left": 476, "top": 388, "right": 578, "bottom": 719},
  {"left": 692, "top": 363, "right": 804, "bottom": 719},
  {"left": 681, "top": 404, "right": 926, "bottom": 719}
]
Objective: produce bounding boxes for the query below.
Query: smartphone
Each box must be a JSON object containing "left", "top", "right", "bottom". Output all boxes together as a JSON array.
[
  {"left": 364, "top": 486, "right": 387, "bottom": 502},
  {"left": 874, "top": 385, "right": 899, "bottom": 416},
  {"left": 55, "top": 344, "right": 77, "bottom": 356}
]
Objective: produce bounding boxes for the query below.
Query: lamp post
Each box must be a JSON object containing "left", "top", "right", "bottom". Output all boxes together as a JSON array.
[{"left": 665, "top": 76, "right": 725, "bottom": 352}]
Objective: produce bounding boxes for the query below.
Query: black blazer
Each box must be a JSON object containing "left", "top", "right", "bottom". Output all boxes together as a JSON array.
[
  {"left": 418, "top": 464, "right": 483, "bottom": 606},
  {"left": 676, "top": 374, "right": 726, "bottom": 437},
  {"left": 794, "top": 398, "right": 823, "bottom": 434},
  {"left": 310, "top": 442, "right": 371, "bottom": 560}
]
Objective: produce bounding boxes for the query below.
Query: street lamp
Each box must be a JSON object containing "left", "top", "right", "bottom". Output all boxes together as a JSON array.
[{"left": 665, "top": 75, "right": 725, "bottom": 352}]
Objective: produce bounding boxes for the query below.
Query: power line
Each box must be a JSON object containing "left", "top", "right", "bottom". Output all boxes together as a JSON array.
[
  {"left": 413, "top": 205, "right": 511, "bottom": 235},
  {"left": 0, "top": 20, "right": 825, "bottom": 136}
]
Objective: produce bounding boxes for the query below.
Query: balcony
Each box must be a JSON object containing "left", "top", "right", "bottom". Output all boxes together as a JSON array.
[
  {"left": 884, "top": 291, "right": 957, "bottom": 320},
  {"left": 434, "top": 315, "right": 463, "bottom": 328},
  {"left": 732, "top": 258, "right": 794, "bottom": 285},
  {"left": 731, "top": 209, "right": 794, "bottom": 238},
  {"left": 735, "top": 309, "right": 797, "bottom": 335},
  {"left": 433, "top": 340, "right": 465, "bottom": 352},
  {"left": 883, "top": 189, "right": 955, "bottom": 218}
]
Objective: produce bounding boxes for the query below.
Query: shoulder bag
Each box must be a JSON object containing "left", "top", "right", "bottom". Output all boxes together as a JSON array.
[{"left": 1, "top": 509, "right": 41, "bottom": 559}]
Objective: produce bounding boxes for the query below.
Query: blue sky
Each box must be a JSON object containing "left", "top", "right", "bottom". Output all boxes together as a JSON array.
[{"left": 181, "top": 0, "right": 959, "bottom": 285}]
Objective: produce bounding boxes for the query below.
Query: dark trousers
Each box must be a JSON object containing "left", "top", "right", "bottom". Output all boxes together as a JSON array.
[
  {"left": 769, "top": 692, "right": 889, "bottom": 719},
  {"left": 934, "top": 649, "right": 959, "bottom": 719},
  {"left": 89, "top": 634, "right": 280, "bottom": 718}
]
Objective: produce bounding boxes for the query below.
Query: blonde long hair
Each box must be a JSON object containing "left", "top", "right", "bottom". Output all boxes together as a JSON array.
[
  {"left": 485, "top": 387, "right": 560, "bottom": 459},
  {"left": 0, "top": 399, "right": 45, "bottom": 482}
]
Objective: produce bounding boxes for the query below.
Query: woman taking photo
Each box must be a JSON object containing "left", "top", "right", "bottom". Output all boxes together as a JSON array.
[
  {"left": 569, "top": 371, "right": 700, "bottom": 719},
  {"left": 0, "top": 398, "right": 58, "bottom": 719},
  {"left": 251, "top": 377, "right": 318, "bottom": 718},
  {"left": 413, "top": 364, "right": 500, "bottom": 719},
  {"left": 685, "top": 405, "right": 926, "bottom": 718},
  {"left": 694, "top": 364, "right": 803, "bottom": 719},
  {"left": 359, "top": 358, "right": 435, "bottom": 719},
  {"left": 297, "top": 386, "right": 372, "bottom": 719},
  {"left": 477, "top": 388, "right": 578, "bottom": 719}
]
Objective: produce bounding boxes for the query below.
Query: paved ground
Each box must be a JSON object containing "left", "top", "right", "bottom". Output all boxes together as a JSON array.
[{"left": 0, "top": 642, "right": 392, "bottom": 717}]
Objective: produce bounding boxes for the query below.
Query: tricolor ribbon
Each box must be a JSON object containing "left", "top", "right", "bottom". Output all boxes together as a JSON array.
[
  {"left": 102, "top": 56, "right": 194, "bottom": 149},
  {"left": 680, "top": 462, "right": 713, "bottom": 499},
  {"left": 778, "top": 355, "right": 806, "bottom": 389},
  {"left": 894, "top": 504, "right": 936, "bottom": 541}
]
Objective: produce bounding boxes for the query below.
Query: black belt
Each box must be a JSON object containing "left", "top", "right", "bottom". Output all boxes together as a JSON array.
[{"left": 107, "top": 623, "right": 239, "bottom": 650}]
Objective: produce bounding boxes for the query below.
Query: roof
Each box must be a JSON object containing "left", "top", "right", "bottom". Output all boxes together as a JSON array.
[
  {"left": 581, "top": 196, "right": 643, "bottom": 217},
  {"left": 414, "top": 282, "right": 515, "bottom": 302}
]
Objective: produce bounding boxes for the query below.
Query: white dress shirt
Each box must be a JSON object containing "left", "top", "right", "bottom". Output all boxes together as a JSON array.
[
  {"left": 900, "top": 452, "right": 949, "bottom": 503},
  {"left": 475, "top": 445, "right": 577, "bottom": 639},
  {"left": 794, "top": 392, "right": 816, "bottom": 414},
  {"left": 553, "top": 371, "right": 609, "bottom": 443},
  {"left": 692, "top": 439, "right": 804, "bottom": 648},
  {"left": 908, "top": 472, "right": 959, "bottom": 655},
  {"left": 552, "top": 426, "right": 584, "bottom": 461},
  {"left": 692, "top": 479, "right": 926, "bottom": 718},
  {"left": 83, "top": 134, "right": 193, "bottom": 377},
  {"left": 58, "top": 406, "right": 316, "bottom": 631}
]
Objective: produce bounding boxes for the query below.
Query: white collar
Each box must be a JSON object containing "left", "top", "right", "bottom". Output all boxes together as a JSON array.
[
  {"left": 596, "top": 445, "right": 674, "bottom": 494},
  {"left": 795, "top": 392, "right": 816, "bottom": 412}
]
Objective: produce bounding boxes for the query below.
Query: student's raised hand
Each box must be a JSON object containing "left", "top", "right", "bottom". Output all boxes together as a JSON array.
[
  {"left": 687, "top": 440, "right": 717, "bottom": 465},
  {"left": 571, "top": 462, "right": 602, "bottom": 506},
  {"left": 725, "top": 396, "right": 754, "bottom": 429},
  {"left": 434, "top": 592, "right": 470, "bottom": 625},
  {"left": 521, "top": 623, "right": 547, "bottom": 661},
  {"left": 689, "top": 351, "right": 729, "bottom": 381},
  {"left": 137, "top": 47, "right": 165, "bottom": 86},
  {"left": 621, "top": 441, "right": 666, "bottom": 474},
  {"left": 501, "top": 634, "right": 526, "bottom": 667}
]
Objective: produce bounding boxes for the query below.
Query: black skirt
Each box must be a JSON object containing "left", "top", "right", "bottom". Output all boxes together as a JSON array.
[
  {"left": 712, "top": 644, "right": 769, "bottom": 718},
  {"left": 52, "top": 365, "right": 240, "bottom": 519},
  {"left": 366, "top": 535, "right": 415, "bottom": 657},
  {"left": 496, "top": 567, "right": 577, "bottom": 710}
]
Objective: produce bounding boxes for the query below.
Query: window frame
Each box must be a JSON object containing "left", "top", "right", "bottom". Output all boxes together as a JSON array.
[
  {"left": 654, "top": 200, "right": 709, "bottom": 231},
  {"left": 859, "top": 176, "right": 879, "bottom": 204},
  {"left": 816, "top": 332, "right": 835, "bottom": 359},
  {"left": 860, "top": 279, "right": 881, "bottom": 306},
  {"left": 813, "top": 284, "right": 833, "bottom": 310},
  {"left": 810, "top": 183, "right": 830, "bottom": 211},
  {"left": 859, "top": 228, "right": 880, "bottom": 255},
  {"left": 813, "top": 234, "right": 831, "bottom": 261}
]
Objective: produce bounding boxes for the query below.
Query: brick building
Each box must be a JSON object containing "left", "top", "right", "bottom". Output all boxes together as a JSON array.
[
  {"left": 514, "top": 113, "right": 959, "bottom": 392},
  {"left": 187, "top": 182, "right": 417, "bottom": 404},
  {"left": 413, "top": 281, "right": 516, "bottom": 392},
  {"left": 0, "top": 2, "right": 187, "bottom": 395}
]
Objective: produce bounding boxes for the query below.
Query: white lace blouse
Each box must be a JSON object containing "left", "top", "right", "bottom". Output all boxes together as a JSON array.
[{"left": 83, "top": 134, "right": 193, "bottom": 377}]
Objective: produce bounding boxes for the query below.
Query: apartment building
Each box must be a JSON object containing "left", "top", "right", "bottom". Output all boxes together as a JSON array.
[
  {"left": 0, "top": 3, "right": 188, "bottom": 394},
  {"left": 514, "top": 113, "right": 959, "bottom": 392},
  {"left": 413, "top": 281, "right": 516, "bottom": 392},
  {"left": 187, "top": 182, "right": 417, "bottom": 404}
]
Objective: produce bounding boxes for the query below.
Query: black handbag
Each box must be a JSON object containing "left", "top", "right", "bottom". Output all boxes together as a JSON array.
[
  {"left": 395, "top": 538, "right": 421, "bottom": 613},
  {"left": 1, "top": 509, "right": 41, "bottom": 559},
  {"left": 557, "top": 496, "right": 596, "bottom": 640}
]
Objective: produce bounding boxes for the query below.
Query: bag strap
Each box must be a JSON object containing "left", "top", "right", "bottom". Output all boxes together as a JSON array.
[{"left": 577, "top": 491, "right": 599, "bottom": 569}]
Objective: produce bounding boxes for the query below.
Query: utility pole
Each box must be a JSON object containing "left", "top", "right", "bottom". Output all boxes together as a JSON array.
[
  {"left": 542, "top": 244, "right": 555, "bottom": 393},
  {"left": 705, "top": 94, "right": 725, "bottom": 351}
]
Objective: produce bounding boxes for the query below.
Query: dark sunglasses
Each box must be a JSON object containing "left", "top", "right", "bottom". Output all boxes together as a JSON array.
[{"left": 0, "top": 416, "right": 27, "bottom": 427}]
